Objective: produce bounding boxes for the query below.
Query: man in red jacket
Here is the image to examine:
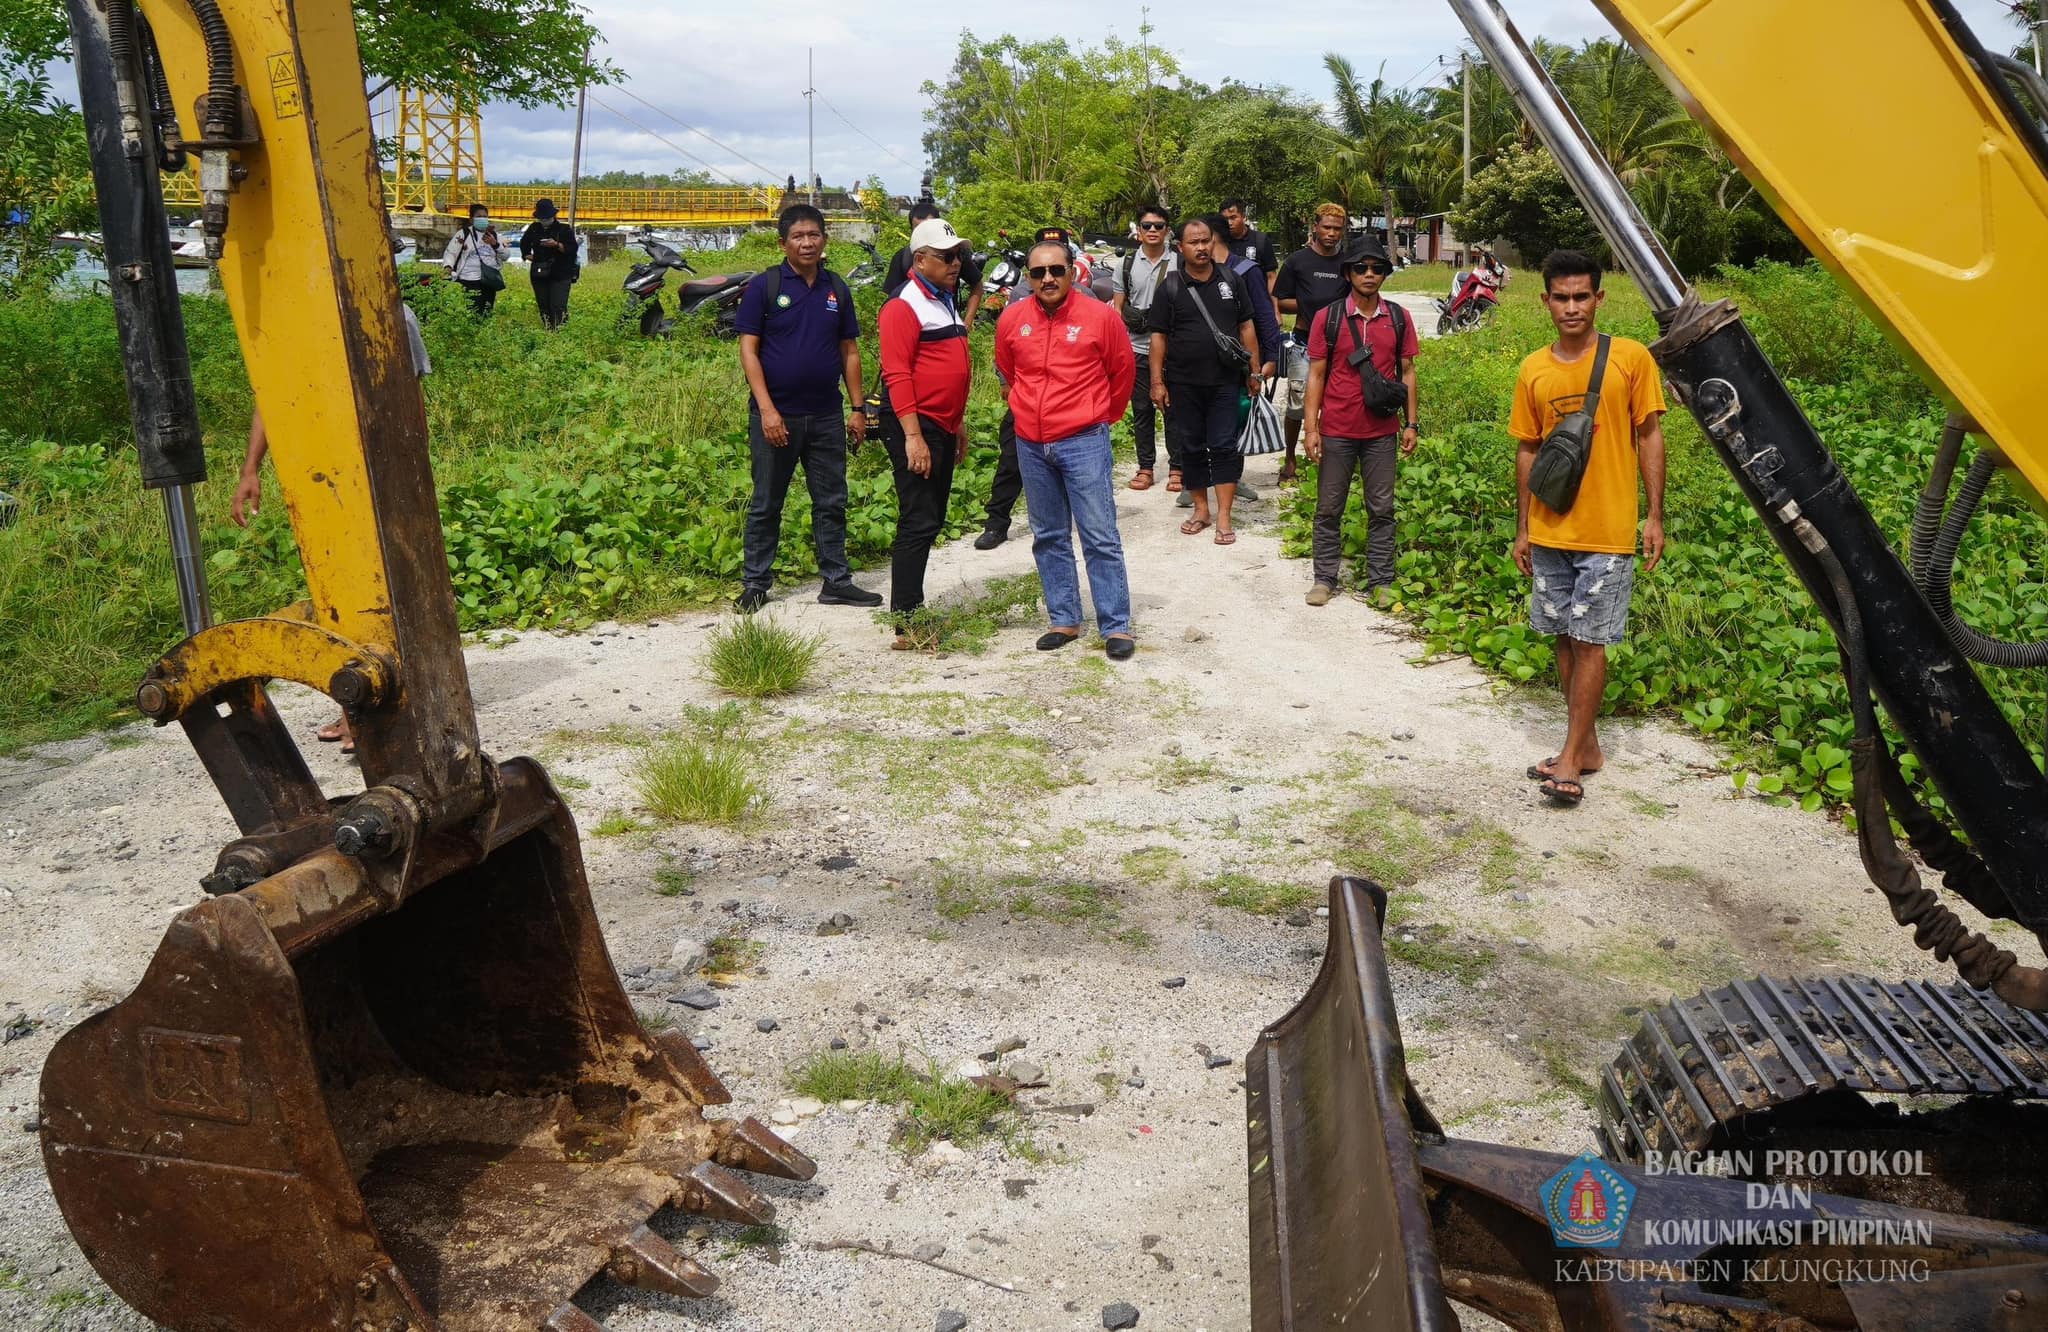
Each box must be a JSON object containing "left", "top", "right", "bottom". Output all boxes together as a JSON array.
[
  {"left": 995, "top": 240, "right": 1139, "bottom": 659},
  {"left": 878, "top": 217, "right": 974, "bottom": 641}
]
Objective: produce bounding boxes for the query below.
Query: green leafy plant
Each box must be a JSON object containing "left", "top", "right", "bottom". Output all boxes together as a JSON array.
[
  {"left": 703, "top": 615, "right": 825, "bottom": 697},
  {"left": 633, "top": 734, "right": 764, "bottom": 826}
]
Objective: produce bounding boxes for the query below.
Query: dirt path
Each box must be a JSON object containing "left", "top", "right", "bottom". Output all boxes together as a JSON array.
[{"left": 0, "top": 305, "right": 1967, "bottom": 1330}]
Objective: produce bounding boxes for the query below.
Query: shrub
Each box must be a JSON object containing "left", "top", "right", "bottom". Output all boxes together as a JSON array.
[
  {"left": 633, "top": 734, "right": 764, "bottom": 825},
  {"left": 703, "top": 615, "right": 825, "bottom": 697}
]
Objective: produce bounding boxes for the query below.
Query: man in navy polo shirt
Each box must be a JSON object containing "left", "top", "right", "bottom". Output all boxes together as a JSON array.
[{"left": 734, "top": 203, "right": 882, "bottom": 613}]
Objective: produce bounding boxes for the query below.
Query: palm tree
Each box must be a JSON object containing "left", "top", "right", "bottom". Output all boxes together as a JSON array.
[
  {"left": 1550, "top": 39, "right": 1703, "bottom": 183},
  {"left": 1321, "top": 54, "right": 1424, "bottom": 258}
]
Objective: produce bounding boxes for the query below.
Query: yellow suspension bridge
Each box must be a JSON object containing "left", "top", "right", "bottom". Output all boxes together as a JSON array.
[{"left": 157, "top": 87, "right": 859, "bottom": 227}]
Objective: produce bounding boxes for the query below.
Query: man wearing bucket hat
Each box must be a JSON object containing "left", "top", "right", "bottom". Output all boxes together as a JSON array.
[
  {"left": 1300, "top": 237, "right": 1420, "bottom": 609},
  {"left": 518, "top": 198, "right": 581, "bottom": 329}
]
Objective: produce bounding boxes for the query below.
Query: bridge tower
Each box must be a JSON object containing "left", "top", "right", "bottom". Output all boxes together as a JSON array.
[{"left": 378, "top": 87, "right": 484, "bottom": 213}]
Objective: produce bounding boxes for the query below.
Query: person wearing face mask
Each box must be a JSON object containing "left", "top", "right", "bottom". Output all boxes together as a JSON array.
[
  {"left": 995, "top": 239, "right": 1138, "bottom": 660},
  {"left": 518, "top": 199, "right": 580, "bottom": 329},
  {"left": 442, "top": 203, "right": 508, "bottom": 314}
]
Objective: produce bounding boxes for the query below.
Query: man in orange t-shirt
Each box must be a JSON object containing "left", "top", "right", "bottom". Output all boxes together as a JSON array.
[{"left": 1509, "top": 249, "right": 1668, "bottom": 807}]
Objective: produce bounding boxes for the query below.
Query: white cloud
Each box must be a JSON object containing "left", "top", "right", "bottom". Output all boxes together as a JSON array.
[{"left": 476, "top": 0, "right": 2025, "bottom": 193}]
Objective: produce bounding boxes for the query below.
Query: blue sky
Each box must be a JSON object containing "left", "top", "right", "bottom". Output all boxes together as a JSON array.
[{"left": 479, "top": 1, "right": 2026, "bottom": 192}]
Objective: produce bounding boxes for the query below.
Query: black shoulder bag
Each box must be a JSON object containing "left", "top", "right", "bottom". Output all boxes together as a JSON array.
[
  {"left": 1526, "top": 334, "right": 1611, "bottom": 514},
  {"left": 1342, "top": 300, "right": 1409, "bottom": 418},
  {"left": 1169, "top": 272, "right": 1251, "bottom": 375}
]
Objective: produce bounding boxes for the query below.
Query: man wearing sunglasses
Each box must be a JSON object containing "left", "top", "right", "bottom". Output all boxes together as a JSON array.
[
  {"left": 995, "top": 241, "right": 1139, "bottom": 659},
  {"left": 1110, "top": 205, "right": 1177, "bottom": 492},
  {"left": 1301, "top": 239, "right": 1420, "bottom": 609},
  {"left": 1273, "top": 203, "right": 1353, "bottom": 483}
]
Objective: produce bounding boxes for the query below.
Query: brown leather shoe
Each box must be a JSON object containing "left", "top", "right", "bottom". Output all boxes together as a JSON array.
[{"left": 1305, "top": 584, "right": 1334, "bottom": 606}]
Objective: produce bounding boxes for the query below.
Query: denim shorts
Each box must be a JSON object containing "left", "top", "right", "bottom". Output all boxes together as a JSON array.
[{"left": 1530, "top": 545, "right": 1636, "bottom": 645}]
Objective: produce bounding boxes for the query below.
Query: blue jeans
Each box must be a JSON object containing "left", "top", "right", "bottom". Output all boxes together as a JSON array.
[
  {"left": 1530, "top": 546, "right": 1636, "bottom": 645},
  {"left": 1015, "top": 424, "right": 1133, "bottom": 638}
]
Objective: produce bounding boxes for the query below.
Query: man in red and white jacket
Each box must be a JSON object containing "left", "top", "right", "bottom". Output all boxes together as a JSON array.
[
  {"left": 994, "top": 240, "right": 1140, "bottom": 660},
  {"left": 878, "top": 217, "right": 974, "bottom": 637}
]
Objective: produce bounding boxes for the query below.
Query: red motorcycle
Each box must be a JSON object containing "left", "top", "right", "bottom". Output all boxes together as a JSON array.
[{"left": 1435, "top": 259, "right": 1508, "bottom": 334}]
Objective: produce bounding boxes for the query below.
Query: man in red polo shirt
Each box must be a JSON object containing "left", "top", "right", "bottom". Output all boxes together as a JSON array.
[
  {"left": 878, "top": 217, "right": 974, "bottom": 641},
  {"left": 1301, "top": 240, "right": 1420, "bottom": 608},
  {"left": 995, "top": 239, "right": 1139, "bottom": 659}
]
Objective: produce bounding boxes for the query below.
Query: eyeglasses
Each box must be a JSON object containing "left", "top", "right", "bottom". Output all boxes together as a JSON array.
[
  {"left": 1136, "top": 221, "right": 1166, "bottom": 231},
  {"left": 1356, "top": 264, "right": 1392, "bottom": 276},
  {"left": 919, "top": 249, "right": 963, "bottom": 263},
  {"left": 1028, "top": 264, "right": 1069, "bottom": 279}
]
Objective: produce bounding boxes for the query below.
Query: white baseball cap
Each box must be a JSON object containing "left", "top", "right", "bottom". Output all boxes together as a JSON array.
[{"left": 909, "top": 218, "right": 968, "bottom": 256}]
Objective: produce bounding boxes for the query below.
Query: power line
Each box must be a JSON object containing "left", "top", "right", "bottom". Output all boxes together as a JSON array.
[
  {"left": 813, "top": 88, "right": 917, "bottom": 170},
  {"left": 1394, "top": 53, "right": 1447, "bottom": 91},
  {"left": 608, "top": 85, "right": 782, "bottom": 180},
  {"left": 586, "top": 94, "right": 772, "bottom": 196}
]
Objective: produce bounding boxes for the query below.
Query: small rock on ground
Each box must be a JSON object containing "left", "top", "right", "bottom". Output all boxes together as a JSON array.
[
  {"left": 1204, "top": 1054, "right": 1232, "bottom": 1070},
  {"left": 1005, "top": 1059, "right": 1044, "bottom": 1085},
  {"left": 757, "top": 1017, "right": 780, "bottom": 1032},
  {"left": 1103, "top": 1301, "right": 1141, "bottom": 1328},
  {"left": 1161, "top": 977, "right": 1186, "bottom": 989},
  {"left": 669, "top": 937, "right": 705, "bottom": 974},
  {"left": 936, "top": 1312, "right": 968, "bottom": 1332},
  {"left": 815, "top": 911, "right": 857, "bottom": 935},
  {"left": 912, "top": 1241, "right": 946, "bottom": 1262},
  {"left": 669, "top": 987, "right": 721, "bottom": 1010}
]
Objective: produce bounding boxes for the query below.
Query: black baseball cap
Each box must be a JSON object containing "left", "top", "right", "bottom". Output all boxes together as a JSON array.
[{"left": 1340, "top": 240, "right": 1392, "bottom": 272}]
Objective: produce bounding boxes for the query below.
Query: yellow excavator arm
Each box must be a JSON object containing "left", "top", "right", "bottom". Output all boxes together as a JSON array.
[{"left": 1597, "top": 0, "right": 2048, "bottom": 503}]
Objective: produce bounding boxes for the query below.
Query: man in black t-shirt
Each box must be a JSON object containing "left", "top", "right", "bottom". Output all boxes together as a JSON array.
[
  {"left": 884, "top": 200, "right": 984, "bottom": 323},
  {"left": 1220, "top": 198, "right": 1278, "bottom": 293},
  {"left": 1147, "top": 215, "right": 1262, "bottom": 546},
  {"left": 1271, "top": 202, "right": 1351, "bottom": 481}
]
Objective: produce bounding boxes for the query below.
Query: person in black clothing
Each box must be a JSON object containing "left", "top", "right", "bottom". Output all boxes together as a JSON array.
[
  {"left": 518, "top": 199, "right": 580, "bottom": 329},
  {"left": 1148, "top": 216, "right": 1262, "bottom": 546},
  {"left": 1219, "top": 198, "right": 1278, "bottom": 292},
  {"left": 1271, "top": 202, "right": 1351, "bottom": 480}
]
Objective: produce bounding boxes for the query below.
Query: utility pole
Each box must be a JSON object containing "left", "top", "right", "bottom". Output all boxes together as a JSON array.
[
  {"left": 806, "top": 49, "right": 817, "bottom": 205},
  {"left": 1462, "top": 51, "right": 1473, "bottom": 191},
  {"left": 566, "top": 40, "right": 590, "bottom": 226}
]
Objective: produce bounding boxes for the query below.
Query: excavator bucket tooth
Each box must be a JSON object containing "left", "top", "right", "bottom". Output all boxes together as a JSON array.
[
  {"left": 655, "top": 1030, "right": 733, "bottom": 1106},
  {"left": 606, "top": 1223, "right": 721, "bottom": 1299},
  {"left": 714, "top": 1115, "right": 819, "bottom": 1181},
  {"left": 1246, "top": 876, "right": 1461, "bottom": 1332},
  {"left": 40, "top": 761, "right": 748, "bottom": 1332},
  {"left": 543, "top": 1303, "right": 610, "bottom": 1332},
  {"left": 679, "top": 1159, "right": 776, "bottom": 1225}
]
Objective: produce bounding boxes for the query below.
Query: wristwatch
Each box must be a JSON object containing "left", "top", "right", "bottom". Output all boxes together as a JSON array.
[{"left": 1403, "top": 420, "right": 1421, "bottom": 433}]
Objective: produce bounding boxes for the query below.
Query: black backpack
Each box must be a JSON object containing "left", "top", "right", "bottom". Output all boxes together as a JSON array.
[{"left": 759, "top": 265, "right": 853, "bottom": 322}]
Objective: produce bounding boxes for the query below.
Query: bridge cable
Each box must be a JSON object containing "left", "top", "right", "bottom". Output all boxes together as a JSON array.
[
  {"left": 812, "top": 88, "right": 918, "bottom": 171},
  {"left": 607, "top": 86, "right": 785, "bottom": 181},
  {"left": 586, "top": 94, "right": 775, "bottom": 202}
]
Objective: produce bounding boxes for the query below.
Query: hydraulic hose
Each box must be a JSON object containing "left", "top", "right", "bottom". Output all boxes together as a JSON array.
[
  {"left": 1801, "top": 514, "right": 2048, "bottom": 1006},
  {"left": 1912, "top": 419, "right": 2048, "bottom": 668},
  {"left": 137, "top": 14, "right": 187, "bottom": 174},
  {"left": 184, "top": 0, "right": 236, "bottom": 142}
]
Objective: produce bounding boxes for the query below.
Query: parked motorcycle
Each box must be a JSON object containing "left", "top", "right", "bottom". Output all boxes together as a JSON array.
[
  {"left": 846, "top": 238, "right": 885, "bottom": 287},
  {"left": 1435, "top": 260, "right": 1508, "bottom": 334},
  {"left": 978, "top": 232, "right": 1027, "bottom": 322},
  {"left": 622, "top": 231, "right": 754, "bottom": 338}
]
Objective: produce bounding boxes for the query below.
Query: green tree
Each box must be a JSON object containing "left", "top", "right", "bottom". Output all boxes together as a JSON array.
[
  {"left": 1450, "top": 142, "right": 1603, "bottom": 265},
  {"left": 2, "top": 13, "right": 92, "bottom": 295},
  {"left": 1167, "top": 88, "right": 1327, "bottom": 239},
  {"left": 1320, "top": 55, "right": 1424, "bottom": 255},
  {"left": 1550, "top": 38, "right": 1702, "bottom": 184}
]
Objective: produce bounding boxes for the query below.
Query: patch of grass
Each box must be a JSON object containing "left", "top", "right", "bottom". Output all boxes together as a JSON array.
[
  {"left": 934, "top": 867, "right": 1001, "bottom": 921},
  {"left": 884, "top": 573, "right": 1043, "bottom": 653},
  {"left": 1621, "top": 791, "right": 1671, "bottom": 819},
  {"left": 1385, "top": 922, "right": 1499, "bottom": 985},
  {"left": 727, "top": 1223, "right": 789, "bottom": 1252},
  {"left": 1008, "top": 880, "right": 1115, "bottom": 925},
  {"left": 1121, "top": 845, "right": 1182, "bottom": 884},
  {"left": 651, "top": 860, "right": 696, "bottom": 896},
  {"left": 1587, "top": 933, "right": 1737, "bottom": 993},
  {"left": 704, "top": 616, "right": 826, "bottom": 697},
  {"left": 1647, "top": 864, "right": 1705, "bottom": 884},
  {"left": 704, "top": 932, "right": 764, "bottom": 974},
  {"left": 1534, "top": 1039, "right": 1599, "bottom": 1109},
  {"left": 102, "top": 731, "right": 144, "bottom": 750},
  {"left": 832, "top": 690, "right": 1041, "bottom": 728},
  {"left": 591, "top": 810, "right": 648, "bottom": 837},
  {"left": 1065, "top": 655, "right": 1115, "bottom": 697},
  {"left": 1203, "top": 872, "right": 1318, "bottom": 916},
  {"left": 637, "top": 1007, "right": 676, "bottom": 1033},
  {"left": 553, "top": 773, "right": 592, "bottom": 791},
  {"left": 827, "top": 727, "right": 1073, "bottom": 813},
  {"left": 1149, "top": 756, "right": 1223, "bottom": 788},
  {"left": 787, "top": 1049, "right": 1030, "bottom": 1156},
  {"left": 791, "top": 1050, "right": 925, "bottom": 1103},
  {"left": 45, "top": 1288, "right": 104, "bottom": 1310},
  {"left": 1112, "top": 925, "right": 1156, "bottom": 949},
  {"left": 0, "top": 1263, "right": 24, "bottom": 1292},
  {"left": 633, "top": 734, "right": 764, "bottom": 825},
  {"left": 1330, "top": 787, "right": 1524, "bottom": 894}
]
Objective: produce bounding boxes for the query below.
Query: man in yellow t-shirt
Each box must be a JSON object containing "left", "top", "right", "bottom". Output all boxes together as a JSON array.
[{"left": 1509, "top": 249, "right": 1668, "bottom": 807}]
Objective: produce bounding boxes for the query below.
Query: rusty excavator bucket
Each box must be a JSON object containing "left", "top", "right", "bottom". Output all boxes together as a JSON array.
[{"left": 40, "top": 760, "right": 813, "bottom": 1332}]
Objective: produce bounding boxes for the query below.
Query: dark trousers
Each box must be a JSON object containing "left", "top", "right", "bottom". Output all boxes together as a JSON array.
[
  {"left": 459, "top": 278, "right": 498, "bottom": 315},
  {"left": 884, "top": 415, "right": 960, "bottom": 616},
  {"left": 983, "top": 409, "right": 1022, "bottom": 529},
  {"left": 1166, "top": 379, "right": 1244, "bottom": 490},
  {"left": 1313, "top": 432, "right": 1399, "bottom": 588},
  {"left": 1130, "top": 352, "right": 1170, "bottom": 472},
  {"left": 532, "top": 275, "right": 572, "bottom": 328},
  {"left": 742, "top": 409, "right": 852, "bottom": 591}
]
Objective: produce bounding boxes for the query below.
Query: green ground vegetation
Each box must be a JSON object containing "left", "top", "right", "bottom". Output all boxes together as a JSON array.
[
  {"left": 1282, "top": 262, "right": 2039, "bottom": 814},
  {"left": 0, "top": 235, "right": 1003, "bottom": 751},
  {"left": 703, "top": 614, "right": 825, "bottom": 697},
  {"left": 632, "top": 708, "right": 766, "bottom": 826},
  {"left": 788, "top": 1049, "right": 1030, "bottom": 1156}
]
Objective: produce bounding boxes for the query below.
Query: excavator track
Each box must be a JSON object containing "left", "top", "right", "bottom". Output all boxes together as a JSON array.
[{"left": 1599, "top": 974, "right": 2048, "bottom": 1162}]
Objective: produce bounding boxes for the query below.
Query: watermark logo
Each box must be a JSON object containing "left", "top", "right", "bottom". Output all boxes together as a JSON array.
[{"left": 1541, "top": 1152, "right": 1636, "bottom": 1248}]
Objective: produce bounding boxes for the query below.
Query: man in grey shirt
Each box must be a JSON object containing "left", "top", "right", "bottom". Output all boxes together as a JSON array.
[{"left": 1109, "top": 204, "right": 1177, "bottom": 491}]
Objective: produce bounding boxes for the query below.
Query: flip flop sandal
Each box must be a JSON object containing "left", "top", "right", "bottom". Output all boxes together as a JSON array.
[
  {"left": 1166, "top": 471, "right": 1184, "bottom": 492},
  {"left": 1213, "top": 530, "right": 1238, "bottom": 545},
  {"left": 1527, "top": 758, "right": 1603, "bottom": 781},
  {"left": 1179, "top": 517, "right": 1211, "bottom": 536},
  {"left": 340, "top": 739, "right": 358, "bottom": 757},
  {"left": 1540, "top": 777, "right": 1585, "bottom": 807},
  {"left": 1129, "top": 470, "right": 1155, "bottom": 491},
  {"left": 317, "top": 720, "right": 347, "bottom": 743}
]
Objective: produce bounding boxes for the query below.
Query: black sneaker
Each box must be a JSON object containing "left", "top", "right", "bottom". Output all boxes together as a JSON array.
[
  {"left": 734, "top": 587, "right": 769, "bottom": 614},
  {"left": 973, "top": 524, "right": 1010, "bottom": 551},
  {"left": 818, "top": 580, "right": 883, "bottom": 607},
  {"left": 1105, "top": 636, "right": 1137, "bottom": 661}
]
